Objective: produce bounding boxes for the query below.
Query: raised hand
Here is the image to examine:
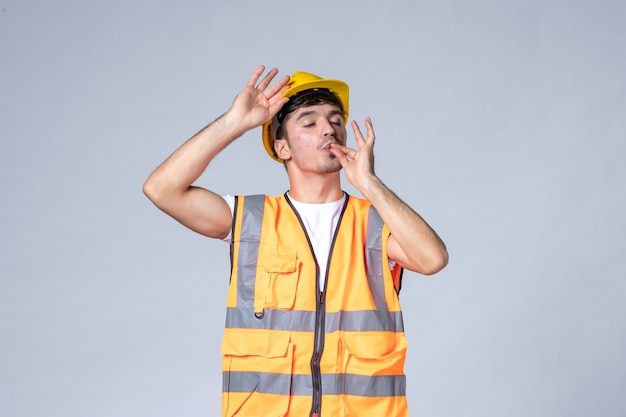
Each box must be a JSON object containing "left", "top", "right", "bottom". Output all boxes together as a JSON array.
[
  {"left": 229, "top": 65, "right": 290, "bottom": 131},
  {"left": 329, "top": 117, "right": 377, "bottom": 192}
]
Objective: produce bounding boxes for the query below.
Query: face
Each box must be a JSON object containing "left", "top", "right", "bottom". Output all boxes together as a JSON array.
[{"left": 275, "top": 103, "right": 347, "bottom": 174}]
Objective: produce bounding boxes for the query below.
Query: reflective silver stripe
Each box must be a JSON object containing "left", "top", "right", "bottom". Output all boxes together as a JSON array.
[
  {"left": 236, "top": 195, "right": 265, "bottom": 314},
  {"left": 225, "top": 307, "right": 316, "bottom": 331},
  {"left": 225, "top": 308, "right": 404, "bottom": 332},
  {"left": 325, "top": 374, "right": 406, "bottom": 397},
  {"left": 365, "top": 207, "right": 388, "bottom": 311},
  {"left": 223, "top": 370, "right": 296, "bottom": 396},
  {"left": 223, "top": 371, "right": 406, "bottom": 397},
  {"left": 325, "top": 309, "right": 404, "bottom": 333}
]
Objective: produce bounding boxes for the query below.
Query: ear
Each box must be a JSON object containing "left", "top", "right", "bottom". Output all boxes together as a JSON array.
[{"left": 274, "top": 138, "right": 292, "bottom": 161}]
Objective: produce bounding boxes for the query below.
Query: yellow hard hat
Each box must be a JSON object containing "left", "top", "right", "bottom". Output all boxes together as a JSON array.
[{"left": 262, "top": 71, "right": 349, "bottom": 163}]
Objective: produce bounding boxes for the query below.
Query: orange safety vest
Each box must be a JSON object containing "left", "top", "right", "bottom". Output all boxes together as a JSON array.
[{"left": 221, "top": 193, "right": 408, "bottom": 417}]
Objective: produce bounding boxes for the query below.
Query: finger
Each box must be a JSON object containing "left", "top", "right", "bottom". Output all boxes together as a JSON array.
[
  {"left": 329, "top": 147, "right": 351, "bottom": 167},
  {"left": 365, "top": 117, "right": 376, "bottom": 145},
  {"left": 329, "top": 143, "right": 358, "bottom": 160},
  {"left": 268, "top": 85, "right": 291, "bottom": 114},
  {"left": 351, "top": 120, "right": 367, "bottom": 148},
  {"left": 256, "top": 67, "right": 279, "bottom": 91},
  {"left": 265, "top": 75, "right": 290, "bottom": 98},
  {"left": 247, "top": 65, "right": 266, "bottom": 87}
]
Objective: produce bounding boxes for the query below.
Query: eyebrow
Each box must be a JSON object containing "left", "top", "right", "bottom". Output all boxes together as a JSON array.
[{"left": 295, "top": 108, "right": 344, "bottom": 121}]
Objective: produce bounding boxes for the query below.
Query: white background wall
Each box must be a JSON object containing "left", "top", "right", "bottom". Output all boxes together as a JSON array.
[{"left": 1, "top": 1, "right": 624, "bottom": 416}]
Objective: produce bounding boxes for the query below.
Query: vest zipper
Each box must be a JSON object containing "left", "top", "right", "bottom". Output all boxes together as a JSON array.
[
  {"left": 310, "top": 197, "right": 346, "bottom": 417},
  {"left": 284, "top": 194, "right": 325, "bottom": 417},
  {"left": 310, "top": 281, "right": 325, "bottom": 417},
  {"left": 285, "top": 192, "right": 349, "bottom": 417}
]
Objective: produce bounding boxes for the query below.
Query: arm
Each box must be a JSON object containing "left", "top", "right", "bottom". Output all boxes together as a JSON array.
[
  {"left": 142, "top": 66, "right": 289, "bottom": 238},
  {"left": 329, "top": 118, "right": 448, "bottom": 275}
]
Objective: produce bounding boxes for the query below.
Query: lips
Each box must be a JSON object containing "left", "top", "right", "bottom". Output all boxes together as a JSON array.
[{"left": 321, "top": 137, "right": 340, "bottom": 151}]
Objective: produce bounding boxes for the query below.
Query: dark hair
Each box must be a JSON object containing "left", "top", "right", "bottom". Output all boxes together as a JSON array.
[{"left": 275, "top": 88, "right": 343, "bottom": 139}]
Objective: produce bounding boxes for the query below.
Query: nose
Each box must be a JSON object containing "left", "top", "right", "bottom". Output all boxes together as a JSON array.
[{"left": 321, "top": 118, "right": 335, "bottom": 137}]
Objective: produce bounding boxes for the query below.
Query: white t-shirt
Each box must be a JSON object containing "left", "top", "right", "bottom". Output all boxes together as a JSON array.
[{"left": 222, "top": 194, "right": 346, "bottom": 288}]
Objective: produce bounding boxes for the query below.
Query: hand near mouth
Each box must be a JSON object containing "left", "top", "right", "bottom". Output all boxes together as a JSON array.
[{"left": 329, "top": 117, "right": 378, "bottom": 193}]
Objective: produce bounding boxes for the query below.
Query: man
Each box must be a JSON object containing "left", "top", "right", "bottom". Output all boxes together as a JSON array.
[{"left": 143, "top": 65, "right": 448, "bottom": 417}]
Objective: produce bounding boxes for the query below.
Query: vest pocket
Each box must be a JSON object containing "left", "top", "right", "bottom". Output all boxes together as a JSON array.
[
  {"left": 221, "top": 329, "right": 293, "bottom": 416},
  {"left": 339, "top": 331, "right": 408, "bottom": 375},
  {"left": 255, "top": 251, "right": 300, "bottom": 314},
  {"left": 338, "top": 332, "right": 408, "bottom": 415}
]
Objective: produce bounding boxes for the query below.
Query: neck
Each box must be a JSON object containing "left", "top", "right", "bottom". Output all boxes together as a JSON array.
[{"left": 287, "top": 171, "right": 343, "bottom": 203}]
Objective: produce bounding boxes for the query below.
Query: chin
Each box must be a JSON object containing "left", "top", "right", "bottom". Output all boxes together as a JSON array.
[{"left": 320, "top": 161, "right": 342, "bottom": 174}]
